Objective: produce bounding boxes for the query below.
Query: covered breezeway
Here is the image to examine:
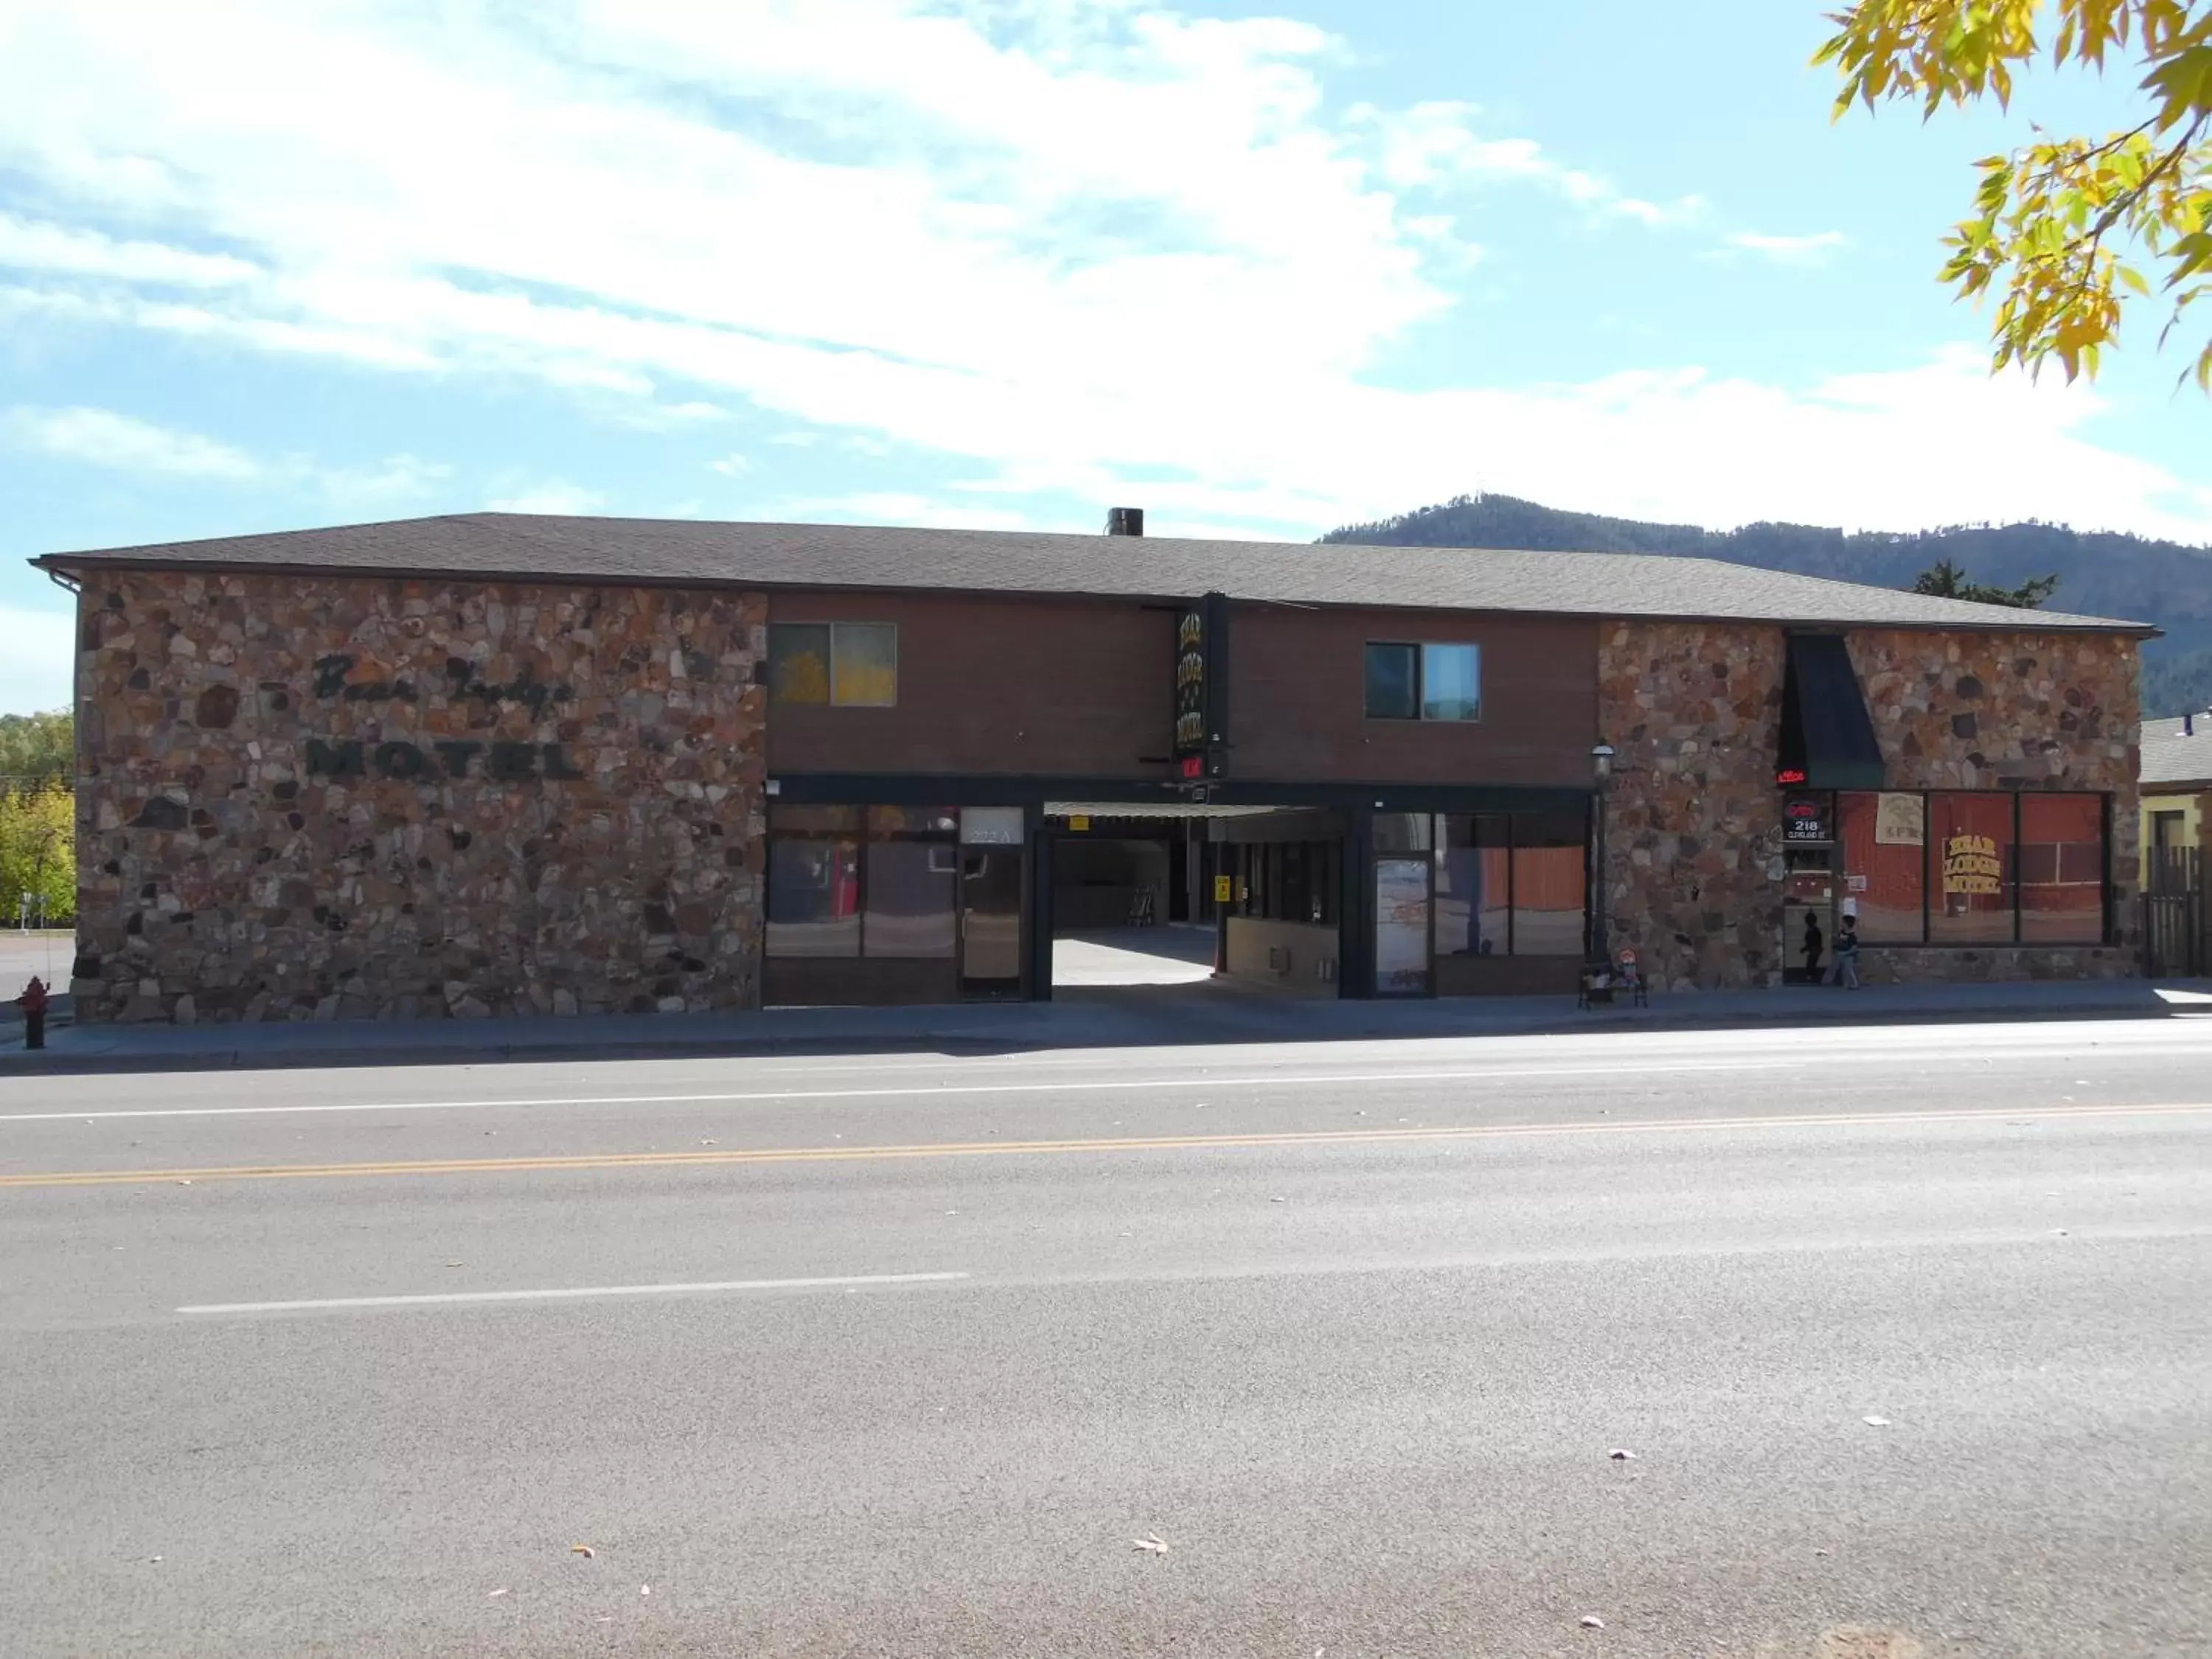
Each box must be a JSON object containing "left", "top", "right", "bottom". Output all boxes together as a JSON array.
[{"left": 1043, "top": 804, "right": 1345, "bottom": 999}]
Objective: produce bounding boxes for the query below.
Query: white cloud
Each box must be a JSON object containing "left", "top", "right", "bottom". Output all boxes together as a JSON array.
[
  {"left": 1, "top": 405, "right": 453, "bottom": 513},
  {"left": 487, "top": 481, "right": 608, "bottom": 515},
  {"left": 709, "top": 452, "right": 751, "bottom": 476},
  {"left": 1359, "top": 101, "right": 1700, "bottom": 229},
  {"left": 1721, "top": 229, "right": 1850, "bottom": 266},
  {"left": 0, "top": 211, "right": 260, "bottom": 288},
  {"left": 0, "top": 2, "right": 2201, "bottom": 546},
  {"left": 616, "top": 399, "right": 729, "bottom": 430},
  {"left": 1607, "top": 192, "right": 1707, "bottom": 228},
  {"left": 2, "top": 405, "right": 262, "bottom": 479},
  {"left": 317, "top": 453, "right": 453, "bottom": 510},
  {"left": 787, "top": 492, "right": 1062, "bottom": 532},
  {"left": 0, "top": 606, "right": 76, "bottom": 717}
]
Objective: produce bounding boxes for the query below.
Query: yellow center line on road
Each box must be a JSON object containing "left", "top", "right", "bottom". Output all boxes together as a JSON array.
[{"left": 2, "top": 1100, "right": 2206, "bottom": 1189}]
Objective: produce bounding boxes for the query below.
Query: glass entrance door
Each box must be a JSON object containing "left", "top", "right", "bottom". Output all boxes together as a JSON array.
[
  {"left": 960, "top": 849, "right": 1025, "bottom": 996},
  {"left": 1781, "top": 850, "right": 1835, "bottom": 984},
  {"left": 1374, "top": 856, "right": 1433, "bottom": 996}
]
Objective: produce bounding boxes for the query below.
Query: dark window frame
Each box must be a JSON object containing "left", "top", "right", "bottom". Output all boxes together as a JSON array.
[
  {"left": 1926, "top": 789, "right": 2019, "bottom": 948},
  {"left": 764, "top": 835, "right": 862, "bottom": 959},
  {"left": 1433, "top": 809, "right": 1587, "bottom": 959},
  {"left": 1364, "top": 641, "right": 1482, "bottom": 723},
  {"left": 768, "top": 621, "right": 900, "bottom": 708},
  {"left": 2019, "top": 790, "right": 2110, "bottom": 946},
  {"left": 1831, "top": 788, "right": 2112, "bottom": 948},
  {"left": 765, "top": 801, "right": 956, "bottom": 959}
]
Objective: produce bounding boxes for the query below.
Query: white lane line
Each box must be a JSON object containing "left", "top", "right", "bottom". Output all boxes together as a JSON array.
[
  {"left": 1, "top": 1059, "right": 1799, "bottom": 1122},
  {"left": 176, "top": 1270, "right": 969, "bottom": 1315}
]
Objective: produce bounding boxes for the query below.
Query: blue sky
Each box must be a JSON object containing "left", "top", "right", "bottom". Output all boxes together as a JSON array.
[{"left": 2, "top": 0, "right": 2208, "bottom": 714}]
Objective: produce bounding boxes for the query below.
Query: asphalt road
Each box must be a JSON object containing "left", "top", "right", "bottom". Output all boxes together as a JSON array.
[{"left": 4, "top": 1018, "right": 2210, "bottom": 1658}]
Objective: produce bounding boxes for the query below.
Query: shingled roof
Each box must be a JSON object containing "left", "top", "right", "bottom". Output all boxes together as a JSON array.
[
  {"left": 2142, "top": 713, "right": 2212, "bottom": 789},
  {"left": 34, "top": 512, "right": 2156, "bottom": 633}
]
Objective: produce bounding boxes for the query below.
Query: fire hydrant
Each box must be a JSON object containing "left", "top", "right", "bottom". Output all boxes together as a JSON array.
[{"left": 16, "top": 975, "right": 49, "bottom": 1051}]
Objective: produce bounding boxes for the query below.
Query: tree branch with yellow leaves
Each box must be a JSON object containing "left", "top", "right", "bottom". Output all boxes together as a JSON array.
[{"left": 1816, "top": 0, "right": 2212, "bottom": 389}]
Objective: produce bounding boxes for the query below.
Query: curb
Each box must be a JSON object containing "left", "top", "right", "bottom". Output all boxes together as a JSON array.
[{"left": 0, "top": 995, "right": 2197, "bottom": 1076}]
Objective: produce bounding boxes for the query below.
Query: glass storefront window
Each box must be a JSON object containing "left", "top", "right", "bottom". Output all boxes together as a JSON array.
[
  {"left": 1837, "top": 792, "right": 1927, "bottom": 943},
  {"left": 1836, "top": 791, "right": 2108, "bottom": 947},
  {"left": 1436, "top": 814, "right": 1509, "bottom": 956},
  {"left": 1371, "top": 812, "right": 1433, "bottom": 853},
  {"left": 766, "top": 839, "right": 860, "bottom": 957},
  {"left": 868, "top": 805, "right": 958, "bottom": 838},
  {"left": 2020, "top": 794, "right": 2105, "bottom": 943},
  {"left": 863, "top": 841, "right": 957, "bottom": 957},
  {"left": 1511, "top": 812, "right": 1587, "bottom": 957},
  {"left": 770, "top": 803, "right": 863, "bottom": 835},
  {"left": 771, "top": 804, "right": 961, "bottom": 959},
  {"left": 1929, "top": 792, "right": 2015, "bottom": 945}
]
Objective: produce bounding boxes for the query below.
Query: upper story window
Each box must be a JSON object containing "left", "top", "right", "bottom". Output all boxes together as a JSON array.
[
  {"left": 769, "top": 622, "right": 897, "bottom": 706},
  {"left": 1365, "top": 641, "right": 1481, "bottom": 722}
]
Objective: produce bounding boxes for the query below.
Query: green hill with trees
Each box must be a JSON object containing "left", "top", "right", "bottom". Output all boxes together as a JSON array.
[{"left": 1324, "top": 495, "right": 2212, "bottom": 717}]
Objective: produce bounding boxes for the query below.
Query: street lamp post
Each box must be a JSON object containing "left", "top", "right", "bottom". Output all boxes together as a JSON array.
[{"left": 1590, "top": 743, "right": 1615, "bottom": 964}]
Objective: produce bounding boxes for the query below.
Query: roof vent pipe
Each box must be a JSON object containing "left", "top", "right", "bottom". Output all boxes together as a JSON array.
[{"left": 1105, "top": 507, "right": 1144, "bottom": 537}]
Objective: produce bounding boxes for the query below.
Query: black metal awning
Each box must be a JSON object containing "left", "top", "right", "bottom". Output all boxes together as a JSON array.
[{"left": 1777, "top": 633, "right": 1884, "bottom": 790}]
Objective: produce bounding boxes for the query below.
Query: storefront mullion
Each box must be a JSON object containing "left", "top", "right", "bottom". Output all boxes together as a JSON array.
[
  {"left": 2014, "top": 793, "right": 2024, "bottom": 945},
  {"left": 1921, "top": 790, "right": 1932, "bottom": 944},
  {"left": 1505, "top": 813, "right": 1516, "bottom": 959}
]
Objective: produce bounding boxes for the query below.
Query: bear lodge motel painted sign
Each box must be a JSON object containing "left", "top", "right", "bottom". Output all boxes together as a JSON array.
[{"left": 301, "top": 653, "right": 584, "bottom": 784}]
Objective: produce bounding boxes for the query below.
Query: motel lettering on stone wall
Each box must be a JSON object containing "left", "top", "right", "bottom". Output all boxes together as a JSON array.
[{"left": 32, "top": 509, "right": 2149, "bottom": 1023}]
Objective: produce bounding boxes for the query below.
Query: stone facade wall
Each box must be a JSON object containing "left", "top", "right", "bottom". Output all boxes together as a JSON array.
[
  {"left": 74, "top": 571, "right": 768, "bottom": 1022},
  {"left": 1596, "top": 622, "right": 1788, "bottom": 991},
  {"left": 1598, "top": 622, "right": 2141, "bottom": 992},
  {"left": 1843, "top": 628, "right": 2139, "bottom": 985}
]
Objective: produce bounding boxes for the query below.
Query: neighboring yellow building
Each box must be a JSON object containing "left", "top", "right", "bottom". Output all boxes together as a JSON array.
[
  {"left": 2141, "top": 713, "right": 2211, "bottom": 974},
  {"left": 2141, "top": 712, "right": 2212, "bottom": 881}
]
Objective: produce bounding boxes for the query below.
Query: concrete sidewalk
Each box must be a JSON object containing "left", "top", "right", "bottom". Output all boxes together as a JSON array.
[{"left": 4, "top": 975, "right": 2210, "bottom": 1074}]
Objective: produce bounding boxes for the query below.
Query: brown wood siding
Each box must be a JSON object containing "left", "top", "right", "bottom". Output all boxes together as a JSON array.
[
  {"left": 767, "top": 591, "right": 1171, "bottom": 778},
  {"left": 1230, "top": 608, "right": 1599, "bottom": 786}
]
